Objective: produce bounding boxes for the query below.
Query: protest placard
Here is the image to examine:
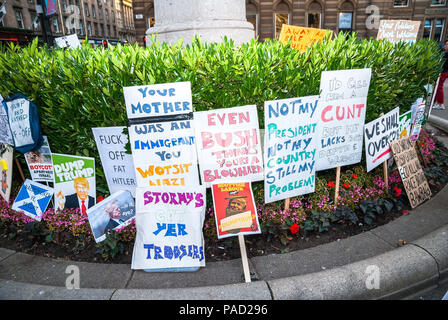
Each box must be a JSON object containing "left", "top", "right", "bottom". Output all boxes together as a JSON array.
[
  {"left": 278, "top": 24, "right": 329, "bottom": 52},
  {"left": 377, "top": 20, "right": 421, "bottom": 43},
  {"left": 87, "top": 190, "right": 135, "bottom": 243},
  {"left": 124, "top": 82, "right": 192, "bottom": 120},
  {"left": 3, "top": 96, "right": 35, "bottom": 149},
  {"left": 52, "top": 153, "right": 95, "bottom": 215},
  {"left": 194, "top": 105, "right": 263, "bottom": 187},
  {"left": 0, "top": 143, "right": 13, "bottom": 202},
  {"left": 0, "top": 94, "right": 13, "bottom": 146},
  {"left": 24, "top": 136, "right": 53, "bottom": 182},
  {"left": 54, "top": 34, "right": 81, "bottom": 49},
  {"left": 129, "top": 119, "right": 200, "bottom": 188},
  {"left": 131, "top": 186, "right": 207, "bottom": 270},
  {"left": 410, "top": 99, "right": 426, "bottom": 142},
  {"left": 364, "top": 107, "right": 400, "bottom": 172},
  {"left": 12, "top": 179, "right": 54, "bottom": 222},
  {"left": 390, "top": 137, "right": 431, "bottom": 208},
  {"left": 315, "top": 68, "right": 372, "bottom": 171},
  {"left": 264, "top": 95, "right": 319, "bottom": 203},
  {"left": 92, "top": 127, "right": 137, "bottom": 196},
  {"left": 211, "top": 182, "right": 260, "bottom": 239},
  {"left": 399, "top": 110, "right": 412, "bottom": 138}
]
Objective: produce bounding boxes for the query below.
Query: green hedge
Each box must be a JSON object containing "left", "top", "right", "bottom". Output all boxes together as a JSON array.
[{"left": 0, "top": 33, "right": 443, "bottom": 193}]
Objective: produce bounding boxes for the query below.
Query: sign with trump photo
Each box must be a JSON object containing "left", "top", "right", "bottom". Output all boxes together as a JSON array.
[
  {"left": 87, "top": 190, "right": 135, "bottom": 243},
  {"left": 211, "top": 182, "right": 260, "bottom": 239},
  {"left": 52, "top": 153, "right": 96, "bottom": 215}
]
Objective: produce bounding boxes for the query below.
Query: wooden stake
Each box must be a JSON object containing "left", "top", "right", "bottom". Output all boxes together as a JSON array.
[
  {"left": 14, "top": 157, "right": 25, "bottom": 182},
  {"left": 334, "top": 166, "right": 341, "bottom": 206},
  {"left": 284, "top": 198, "right": 290, "bottom": 211},
  {"left": 383, "top": 160, "right": 389, "bottom": 192},
  {"left": 238, "top": 234, "right": 251, "bottom": 283}
]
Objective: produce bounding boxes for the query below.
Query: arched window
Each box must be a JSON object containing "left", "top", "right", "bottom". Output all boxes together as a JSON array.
[
  {"left": 246, "top": 1, "right": 259, "bottom": 38},
  {"left": 274, "top": 1, "right": 291, "bottom": 39},
  {"left": 307, "top": 1, "right": 322, "bottom": 29},
  {"left": 338, "top": 1, "right": 354, "bottom": 33}
]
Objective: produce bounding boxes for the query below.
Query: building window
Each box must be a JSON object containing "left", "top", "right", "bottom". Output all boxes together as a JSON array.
[
  {"left": 87, "top": 22, "right": 92, "bottom": 36},
  {"left": 92, "top": 5, "right": 96, "bottom": 18},
  {"left": 30, "top": 11, "right": 39, "bottom": 30},
  {"left": 15, "top": 9, "right": 24, "bottom": 29},
  {"left": 105, "top": 9, "right": 108, "bottom": 22},
  {"left": 85, "top": 3, "right": 89, "bottom": 16},
  {"left": 434, "top": 19, "right": 445, "bottom": 41},
  {"left": 53, "top": 18, "right": 59, "bottom": 33},
  {"left": 393, "top": 0, "right": 409, "bottom": 7},
  {"left": 307, "top": 1, "right": 322, "bottom": 29},
  {"left": 79, "top": 22, "right": 84, "bottom": 35},
  {"left": 246, "top": 2, "right": 258, "bottom": 38},
  {"left": 431, "top": 0, "right": 446, "bottom": 6},
  {"left": 339, "top": 12, "right": 353, "bottom": 32},
  {"left": 274, "top": 2, "right": 290, "bottom": 39},
  {"left": 423, "top": 19, "right": 433, "bottom": 39}
]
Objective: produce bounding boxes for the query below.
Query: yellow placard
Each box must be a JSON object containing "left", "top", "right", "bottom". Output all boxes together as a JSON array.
[
  {"left": 279, "top": 24, "right": 330, "bottom": 52},
  {"left": 220, "top": 211, "right": 253, "bottom": 232}
]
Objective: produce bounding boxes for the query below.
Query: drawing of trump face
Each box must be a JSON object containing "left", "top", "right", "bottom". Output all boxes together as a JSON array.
[
  {"left": 74, "top": 177, "right": 89, "bottom": 201},
  {"left": 228, "top": 198, "right": 247, "bottom": 212}
]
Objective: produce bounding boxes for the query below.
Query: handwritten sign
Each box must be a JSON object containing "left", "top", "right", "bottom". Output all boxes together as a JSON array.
[
  {"left": 315, "top": 68, "right": 372, "bottom": 171},
  {"left": 264, "top": 95, "right": 319, "bottom": 203},
  {"left": 12, "top": 179, "right": 54, "bottom": 222},
  {"left": 124, "top": 82, "right": 192, "bottom": 120},
  {"left": 129, "top": 120, "right": 200, "bottom": 188},
  {"left": 0, "top": 95, "right": 14, "bottom": 146},
  {"left": 390, "top": 137, "right": 431, "bottom": 208},
  {"left": 131, "top": 186, "right": 207, "bottom": 270},
  {"left": 211, "top": 182, "right": 260, "bottom": 239},
  {"left": 377, "top": 20, "right": 420, "bottom": 43},
  {"left": 52, "top": 153, "right": 96, "bottom": 214},
  {"left": 194, "top": 105, "right": 263, "bottom": 187},
  {"left": 24, "top": 136, "right": 53, "bottom": 182},
  {"left": 278, "top": 25, "right": 329, "bottom": 52},
  {"left": 92, "top": 127, "right": 137, "bottom": 196},
  {"left": 54, "top": 34, "right": 81, "bottom": 49},
  {"left": 3, "top": 96, "right": 34, "bottom": 148},
  {"left": 87, "top": 190, "right": 135, "bottom": 243},
  {"left": 364, "top": 107, "right": 400, "bottom": 172}
]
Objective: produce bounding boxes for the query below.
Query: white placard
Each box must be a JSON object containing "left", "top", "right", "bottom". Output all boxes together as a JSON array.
[
  {"left": 12, "top": 179, "right": 54, "bottom": 222},
  {"left": 24, "top": 136, "right": 53, "bottom": 182},
  {"left": 54, "top": 34, "right": 81, "bottom": 49}
]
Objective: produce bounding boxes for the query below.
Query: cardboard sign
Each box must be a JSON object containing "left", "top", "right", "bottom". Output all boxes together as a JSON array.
[
  {"left": 92, "top": 127, "right": 137, "bottom": 196},
  {"left": 54, "top": 34, "right": 81, "bottom": 48},
  {"left": 410, "top": 100, "right": 426, "bottom": 142},
  {"left": 390, "top": 137, "right": 431, "bottom": 208},
  {"left": 128, "top": 120, "right": 200, "bottom": 188},
  {"left": 315, "top": 68, "right": 372, "bottom": 171},
  {"left": 264, "top": 95, "right": 319, "bottom": 203},
  {"left": 12, "top": 179, "right": 54, "bottom": 222},
  {"left": 364, "top": 107, "right": 400, "bottom": 172},
  {"left": 24, "top": 136, "right": 53, "bottom": 182},
  {"left": 194, "top": 105, "right": 263, "bottom": 187},
  {"left": 0, "top": 143, "right": 13, "bottom": 202},
  {"left": 3, "top": 96, "right": 34, "bottom": 148},
  {"left": 278, "top": 24, "right": 329, "bottom": 52},
  {"left": 377, "top": 20, "right": 420, "bottom": 43},
  {"left": 52, "top": 153, "right": 96, "bottom": 214},
  {"left": 123, "top": 82, "right": 192, "bottom": 120},
  {"left": 131, "top": 186, "right": 207, "bottom": 270},
  {"left": 0, "top": 95, "right": 14, "bottom": 146},
  {"left": 399, "top": 110, "right": 412, "bottom": 138},
  {"left": 87, "top": 190, "right": 135, "bottom": 243},
  {"left": 211, "top": 182, "right": 261, "bottom": 239}
]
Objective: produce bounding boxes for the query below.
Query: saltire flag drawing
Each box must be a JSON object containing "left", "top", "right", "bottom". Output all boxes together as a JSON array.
[{"left": 12, "top": 179, "right": 54, "bottom": 222}]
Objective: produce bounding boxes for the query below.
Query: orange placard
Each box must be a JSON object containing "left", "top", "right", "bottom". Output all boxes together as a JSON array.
[
  {"left": 211, "top": 182, "right": 261, "bottom": 239},
  {"left": 278, "top": 24, "right": 330, "bottom": 52}
]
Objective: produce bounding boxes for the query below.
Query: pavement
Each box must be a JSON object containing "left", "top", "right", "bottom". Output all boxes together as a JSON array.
[{"left": 0, "top": 116, "right": 447, "bottom": 300}]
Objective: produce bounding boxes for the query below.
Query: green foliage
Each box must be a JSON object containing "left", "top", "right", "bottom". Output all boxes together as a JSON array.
[
  {"left": 359, "top": 199, "right": 394, "bottom": 225},
  {"left": 0, "top": 35, "right": 443, "bottom": 192},
  {"left": 96, "top": 231, "right": 124, "bottom": 260},
  {"left": 9, "top": 221, "right": 52, "bottom": 248}
]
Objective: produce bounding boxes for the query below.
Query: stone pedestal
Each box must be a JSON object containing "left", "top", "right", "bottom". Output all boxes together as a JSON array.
[{"left": 146, "top": 0, "right": 254, "bottom": 46}]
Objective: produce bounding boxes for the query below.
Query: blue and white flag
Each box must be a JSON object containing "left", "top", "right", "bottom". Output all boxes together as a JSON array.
[{"left": 12, "top": 179, "right": 54, "bottom": 222}]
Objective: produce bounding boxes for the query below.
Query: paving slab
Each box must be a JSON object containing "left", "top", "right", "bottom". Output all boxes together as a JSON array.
[
  {"left": 267, "top": 244, "right": 439, "bottom": 300},
  {"left": 0, "top": 252, "right": 132, "bottom": 289},
  {"left": 112, "top": 281, "right": 272, "bottom": 300},
  {"left": 128, "top": 258, "right": 259, "bottom": 289},
  {"left": 250, "top": 230, "right": 394, "bottom": 281},
  {"left": 0, "top": 248, "right": 15, "bottom": 262},
  {"left": 0, "top": 279, "right": 114, "bottom": 300}
]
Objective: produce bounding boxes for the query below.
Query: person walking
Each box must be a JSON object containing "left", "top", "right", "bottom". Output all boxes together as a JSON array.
[{"left": 434, "top": 40, "right": 448, "bottom": 109}]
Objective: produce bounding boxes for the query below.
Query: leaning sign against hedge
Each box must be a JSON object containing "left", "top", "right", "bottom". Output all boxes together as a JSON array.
[
  {"left": 278, "top": 25, "right": 329, "bottom": 52},
  {"left": 194, "top": 105, "right": 263, "bottom": 187},
  {"left": 315, "top": 68, "right": 372, "bottom": 171},
  {"left": 264, "top": 95, "right": 319, "bottom": 203}
]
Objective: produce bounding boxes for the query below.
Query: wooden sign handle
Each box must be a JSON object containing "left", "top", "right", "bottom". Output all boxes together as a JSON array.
[
  {"left": 284, "top": 198, "right": 290, "bottom": 211},
  {"left": 14, "top": 157, "right": 26, "bottom": 182},
  {"left": 383, "top": 160, "right": 389, "bottom": 192},
  {"left": 334, "top": 166, "right": 341, "bottom": 206},
  {"left": 238, "top": 234, "right": 251, "bottom": 283}
]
